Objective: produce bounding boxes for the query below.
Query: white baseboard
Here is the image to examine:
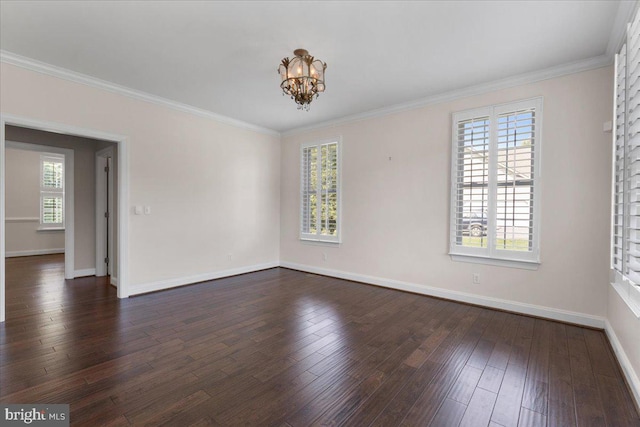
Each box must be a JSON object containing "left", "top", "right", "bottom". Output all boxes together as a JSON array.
[
  {"left": 280, "top": 261, "right": 606, "bottom": 329},
  {"left": 111, "top": 276, "right": 118, "bottom": 287},
  {"left": 130, "top": 262, "right": 279, "bottom": 296},
  {"left": 74, "top": 268, "right": 96, "bottom": 278},
  {"left": 605, "top": 320, "right": 640, "bottom": 410},
  {"left": 5, "top": 248, "right": 64, "bottom": 258}
]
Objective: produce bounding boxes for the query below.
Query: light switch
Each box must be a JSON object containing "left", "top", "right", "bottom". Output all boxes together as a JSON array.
[
  {"left": 134, "top": 206, "right": 143, "bottom": 215},
  {"left": 144, "top": 206, "right": 151, "bottom": 215}
]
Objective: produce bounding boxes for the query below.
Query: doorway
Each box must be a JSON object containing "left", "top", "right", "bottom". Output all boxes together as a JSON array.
[
  {"left": 4, "top": 140, "right": 74, "bottom": 278},
  {"left": 0, "top": 114, "right": 130, "bottom": 322}
]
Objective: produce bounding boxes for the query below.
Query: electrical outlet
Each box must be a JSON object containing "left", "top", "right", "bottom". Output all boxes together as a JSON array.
[
  {"left": 322, "top": 252, "right": 327, "bottom": 261},
  {"left": 473, "top": 273, "right": 480, "bottom": 284},
  {"left": 228, "top": 253, "right": 233, "bottom": 261}
]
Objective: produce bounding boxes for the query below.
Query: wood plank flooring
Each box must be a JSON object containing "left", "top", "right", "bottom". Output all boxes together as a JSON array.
[{"left": 1, "top": 254, "right": 638, "bottom": 426}]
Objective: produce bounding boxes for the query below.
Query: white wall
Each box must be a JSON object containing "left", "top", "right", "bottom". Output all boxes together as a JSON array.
[
  {"left": 5, "top": 147, "right": 65, "bottom": 255},
  {"left": 0, "top": 62, "right": 281, "bottom": 292},
  {"left": 281, "top": 66, "right": 613, "bottom": 322}
]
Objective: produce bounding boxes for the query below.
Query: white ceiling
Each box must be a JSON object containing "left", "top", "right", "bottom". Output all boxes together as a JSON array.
[{"left": 0, "top": 1, "right": 634, "bottom": 133}]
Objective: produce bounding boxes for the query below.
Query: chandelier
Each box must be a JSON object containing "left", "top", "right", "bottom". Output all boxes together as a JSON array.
[{"left": 278, "top": 49, "right": 327, "bottom": 111}]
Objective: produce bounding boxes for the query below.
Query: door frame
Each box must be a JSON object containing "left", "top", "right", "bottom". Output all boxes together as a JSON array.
[
  {"left": 95, "top": 146, "right": 114, "bottom": 279},
  {"left": 0, "top": 114, "right": 130, "bottom": 323}
]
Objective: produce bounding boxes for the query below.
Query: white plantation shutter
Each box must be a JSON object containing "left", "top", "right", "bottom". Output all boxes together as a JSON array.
[
  {"left": 613, "top": 45, "right": 626, "bottom": 273},
  {"left": 453, "top": 115, "right": 490, "bottom": 249},
  {"left": 42, "top": 160, "right": 63, "bottom": 189},
  {"left": 320, "top": 143, "right": 338, "bottom": 236},
  {"left": 300, "top": 139, "right": 340, "bottom": 242},
  {"left": 495, "top": 108, "right": 536, "bottom": 252},
  {"left": 613, "top": 8, "right": 640, "bottom": 285},
  {"left": 42, "top": 197, "right": 63, "bottom": 224},
  {"left": 628, "top": 11, "right": 640, "bottom": 285},
  {"left": 451, "top": 99, "right": 541, "bottom": 264},
  {"left": 301, "top": 145, "right": 318, "bottom": 235},
  {"left": 40, "top": 154, "right": 64, "bottom": 228}
]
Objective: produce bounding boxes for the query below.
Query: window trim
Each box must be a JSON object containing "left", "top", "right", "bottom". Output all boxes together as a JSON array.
[
  {"left": 449, "top": 97, "right": 543, "bottom": 267},
  {"left": 299, "top": 137, "right": 342, "bottom": 244},
  {"left": 611, "top": 271, "right": 640, "bottom": 318},
  {"left": 610, "top": 9, "right": 640, "bottom": 318},
  {"left": 39, "top": 153, "right": 65, "bottom": 230}
]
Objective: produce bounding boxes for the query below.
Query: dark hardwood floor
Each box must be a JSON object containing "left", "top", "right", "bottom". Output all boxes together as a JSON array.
[{"left": 1, "top": 254, "right": 638, "bottom": 426}]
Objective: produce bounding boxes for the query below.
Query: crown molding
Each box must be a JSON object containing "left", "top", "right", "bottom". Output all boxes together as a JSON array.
[
  {"left": 606, "top": 0, "right": 639, "bottom": 57},
  {"left": 282, "top": 54, "right": 613, "bottom": 137},
  {"left": 0, "top": 50, "right": 280, "bottom": 137},
  {"left": 0, "top": 48, "right": 616, "bottom": 138}
]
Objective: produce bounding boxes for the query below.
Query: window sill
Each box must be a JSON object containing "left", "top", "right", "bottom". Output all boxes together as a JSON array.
[
  {"left": 450, "top": 253, "right": 540, "bottom": 270},
  {"left": 37, "top": 227, "right": 65, "bottom": 232},
  {"left": 300, "top": 238, "right": 341, "bottom": 246},
  {"left": 610, "top": 280, "right": 640, "bottom": 319}
]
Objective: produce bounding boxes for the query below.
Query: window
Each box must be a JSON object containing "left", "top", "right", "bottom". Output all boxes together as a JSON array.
[
  {"left": 450, "top": 98, "right": 542, "bottom": 266},
  {"left": 40, "top": 154, "right": 64, "bottom": 229},
  {"left": 611, "top": 7, "right": 640, "bottom": 316},
  {"left": 300, "top": 138, "right": 340, "bottom": 242}
]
